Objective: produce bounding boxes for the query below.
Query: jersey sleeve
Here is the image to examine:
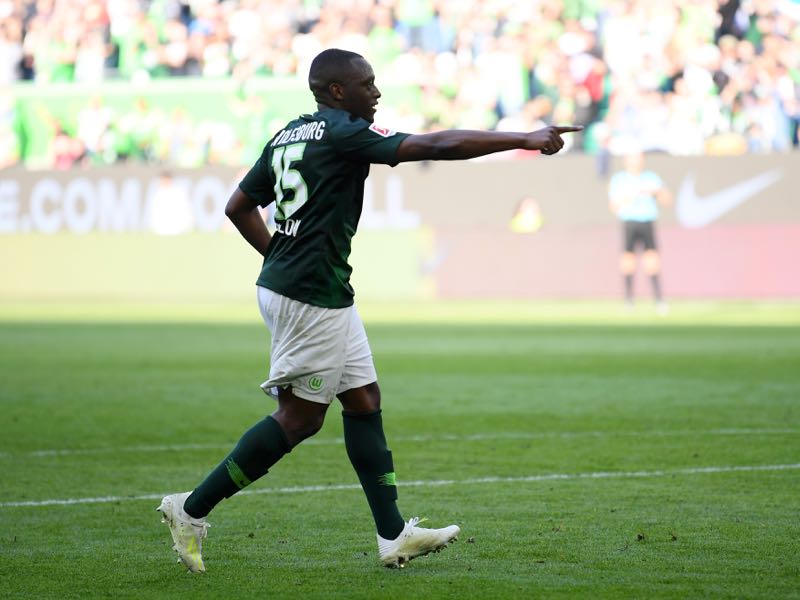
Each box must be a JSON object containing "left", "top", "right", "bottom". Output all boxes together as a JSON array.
[
  {"left": 330, "top": 118, "right": 410, "bottom": 166},
  {"left": 608, "top": 172, "right": 623, "bottom": 199},
  {"left": 645, "top": 171, "right": 664, "bottom": 190},
  {"left": 238, "top": 153, "right": 276, "bottom": 208}
]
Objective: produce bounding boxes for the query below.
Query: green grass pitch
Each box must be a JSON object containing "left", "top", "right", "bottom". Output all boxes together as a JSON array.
[{"left": 0, "top": 301, "right": 798, "bottom": 599}]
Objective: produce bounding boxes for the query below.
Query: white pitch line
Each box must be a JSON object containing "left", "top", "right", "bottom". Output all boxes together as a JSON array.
[
  {"left": 1, "top": 463, "right": 798, "bottom": 509},
  {"left": 5, "top": 427, "right": 798, "bottom": 459}
]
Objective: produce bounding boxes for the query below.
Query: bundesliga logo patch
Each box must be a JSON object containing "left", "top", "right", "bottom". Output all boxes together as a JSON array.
[{"left": 368, "top": 124, "right": 395, "bottom": 137}]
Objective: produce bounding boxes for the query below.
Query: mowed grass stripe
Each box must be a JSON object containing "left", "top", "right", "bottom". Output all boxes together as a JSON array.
[
  {"left": 1, "top": 427, "right": 797, "bottom": 459},
  {"left": 2, "top": 462, "right": 798, "bottom": 508}
]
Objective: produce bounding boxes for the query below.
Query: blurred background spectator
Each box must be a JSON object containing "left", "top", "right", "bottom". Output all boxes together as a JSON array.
[{"left": 1, "top": 0, "right": 798, "bottom": 169}]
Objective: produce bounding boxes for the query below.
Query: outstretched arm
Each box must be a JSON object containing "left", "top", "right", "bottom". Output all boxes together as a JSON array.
[
  {"left": 395, "top": 125, "right": 583, "bottom": 162},
  {"left": 225, "top": 187, "right": 272, "bottom": 257}
]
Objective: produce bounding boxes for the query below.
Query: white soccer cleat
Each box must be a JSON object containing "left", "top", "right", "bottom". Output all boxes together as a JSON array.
[
  {"left": 377, "top": 517, "right": 460, "bottom": 568},
  {"left": 157, "top": 491, "right": 209, "bottom": 573}
]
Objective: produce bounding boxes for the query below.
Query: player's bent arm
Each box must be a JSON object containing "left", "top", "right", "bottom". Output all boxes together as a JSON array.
[
  {"left": 225, "top": 187, "right": 272, "bottom": 257},
  {"left": 395, "top": 125, "right": 583, "bottom": 162}
]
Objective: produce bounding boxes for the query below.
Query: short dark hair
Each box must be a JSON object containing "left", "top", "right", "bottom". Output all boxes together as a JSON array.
[{"left": 308, "top": 48, "right": 364, "bottom": 99}]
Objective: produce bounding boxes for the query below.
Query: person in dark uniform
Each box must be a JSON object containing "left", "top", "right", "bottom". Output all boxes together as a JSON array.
[{"left": 158, "top": 48, "right": 581, "bottom": 573}]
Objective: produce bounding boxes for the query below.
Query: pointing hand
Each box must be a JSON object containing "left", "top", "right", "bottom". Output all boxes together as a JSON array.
[{"left": 528, "top": 125, "right": 584, "bottom": 155}]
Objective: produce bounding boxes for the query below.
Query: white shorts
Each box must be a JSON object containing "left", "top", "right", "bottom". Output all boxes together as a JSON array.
[{"left": 257, "top": 286, "right": 377, "bottom": 405}]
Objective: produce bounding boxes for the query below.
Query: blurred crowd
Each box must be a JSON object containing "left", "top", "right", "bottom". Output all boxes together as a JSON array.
[{"left": 1, "top": 0, "right": 798, "bottom": 168}]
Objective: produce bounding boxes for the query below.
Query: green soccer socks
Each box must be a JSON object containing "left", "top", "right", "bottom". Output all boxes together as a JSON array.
[
  {"left": 183, "top": 408, "right": 405, "bottom": 539},
  {"left": 342, "top": 409, "right": 405, "bottom": 540},
  {"left": 183, "top": 415, "right": 290, "bottom": 518}
]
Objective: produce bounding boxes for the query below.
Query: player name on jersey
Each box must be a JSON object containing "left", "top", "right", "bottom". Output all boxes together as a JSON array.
[
  {"left": 271, "top": 121, "right": 327, "bottom": 147},
  {"left": 275, "top": 218, "right": 301, "bottom": 237}
]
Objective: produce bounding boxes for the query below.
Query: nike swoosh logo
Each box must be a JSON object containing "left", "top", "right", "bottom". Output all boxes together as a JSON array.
[{"left": 676, "top": 169, "right": 783, "bottom": 228}]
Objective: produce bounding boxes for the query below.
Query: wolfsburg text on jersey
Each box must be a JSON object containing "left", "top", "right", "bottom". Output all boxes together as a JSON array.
[{"left": 271, "top": 122, "right": 327, "bottom": 147}]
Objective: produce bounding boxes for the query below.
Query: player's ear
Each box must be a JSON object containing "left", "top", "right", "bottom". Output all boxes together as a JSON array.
[{"left": 329, "top": 82, "right": 345, "bottom": 101}]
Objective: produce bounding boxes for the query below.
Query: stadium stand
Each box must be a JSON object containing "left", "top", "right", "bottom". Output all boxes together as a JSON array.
[{"left": 1, "top": 0, "right": 798, "bottom": 167}]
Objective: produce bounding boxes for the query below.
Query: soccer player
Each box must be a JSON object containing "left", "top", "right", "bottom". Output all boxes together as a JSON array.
[
  {"left": 158, "top": 48, "right": 581, "bottom": 573},
  {"left": 608, "top": 150, "right": 672, "bottom": 313}
]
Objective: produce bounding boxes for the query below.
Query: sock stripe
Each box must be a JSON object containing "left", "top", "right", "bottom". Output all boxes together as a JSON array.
[
  {"left": 225, "top": 458, "right": 252, "bottom": 489},
  {"left": 378, "top": 472, "right": 397, "bottom": 486}
]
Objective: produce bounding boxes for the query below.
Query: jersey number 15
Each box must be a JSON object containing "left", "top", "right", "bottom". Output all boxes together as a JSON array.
[{"left": 271, "top": 142, "right": 308, "bottom": 221}]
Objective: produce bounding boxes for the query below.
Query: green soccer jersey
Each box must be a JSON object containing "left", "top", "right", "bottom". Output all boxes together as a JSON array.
[{"left": 238, "top": 108, "right": 410, "bottom": 308}]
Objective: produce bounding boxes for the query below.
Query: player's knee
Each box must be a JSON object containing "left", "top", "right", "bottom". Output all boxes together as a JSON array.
[
  {"left": 643, "top": 251, "right": 660, "bottom": 274},
  {"left": 273, "top": 405, "right": 326, "bottom": 444},
  {"left": 338, "top": 382, "right": 381, "bottom": 413},
  {"left": 620, "top": 253, "right": 636, "bottom": 274},
  {"left": 296, "top": 411, "right": 326, "bottom": 438},
  {"left": 282, "top": 415, "right": 324, "bottom": 443},
  {"left": 363, "top": 382, "right": 381, "bottom": 411},
  {"left": 304, "top": 414, "right": 326, "bottom": 438}
]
